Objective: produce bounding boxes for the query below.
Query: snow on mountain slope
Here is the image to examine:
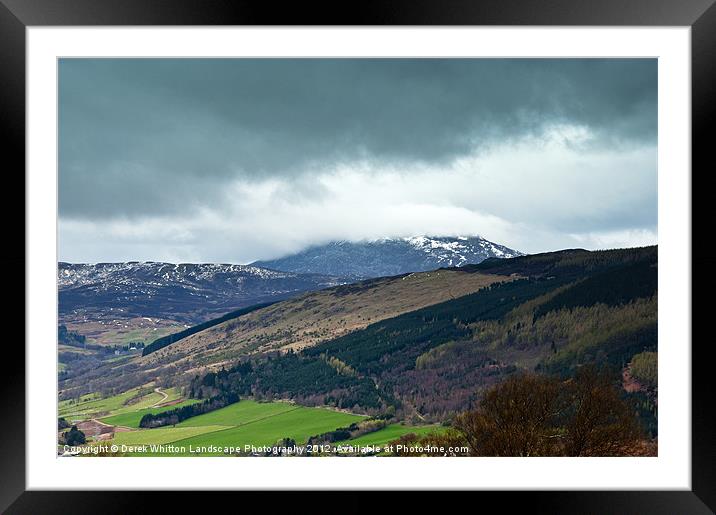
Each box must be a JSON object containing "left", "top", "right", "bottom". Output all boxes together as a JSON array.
[
  {"left": 58, "top": 236, "right": 522, "bottom": 324},
  {"left": 253, "top": 236, "right": 524, "bottom": 279},
  {"left": 58, "top": 262, "right": 347, "bottom": 324}
]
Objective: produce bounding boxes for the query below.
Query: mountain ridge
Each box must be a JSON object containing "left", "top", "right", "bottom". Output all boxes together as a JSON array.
[
  {"left": 58, "top": 261, "right": 347, "bottom": 325},
  {"left": 252, "top": 235, "right": 524, "bottom": 279}
]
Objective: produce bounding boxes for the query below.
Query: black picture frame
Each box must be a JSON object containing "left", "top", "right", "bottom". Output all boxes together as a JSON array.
[{"left": 2, "top": 1, "right": 713, "bottom": 512}]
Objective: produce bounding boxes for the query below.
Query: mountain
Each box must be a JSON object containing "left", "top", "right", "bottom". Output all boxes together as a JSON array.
[
  {"left": 252, "top": 236, "right": 524, "bottom": 279},
  {"left": 205, "top": 246, "right": 657, "bottom": 422},
  {"left": 58, "top": 261, "right": 347, "bottom": 325},
  {"left": 59, "top": 247, "right": 658, "bottom": 448},
  {"left": 61, "top": 246, "right": 657, "bottom": 431}
]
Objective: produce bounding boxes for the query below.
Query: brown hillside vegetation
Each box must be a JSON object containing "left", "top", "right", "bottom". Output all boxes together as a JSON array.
[
  {"left": 59, "top": 269, "right": 512, "bottom": 398},
  {"left": 142, "top": 269, "right": 512, "bottom": 369}
]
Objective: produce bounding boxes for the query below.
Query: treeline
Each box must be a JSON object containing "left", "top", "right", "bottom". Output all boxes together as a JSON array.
[
  {"left": 308, "top": 419, "right": 389, "bottom": 447},
  {"left": 303, "top": 276, "right": 570, "bottom": 377},
  {"left": 307, "top": 422, "right": 360, "bottom": 446},
  {"left": 138, "top": 392, "right": 239, "bottom": 428},
  {"left": 103, "top": 342, "right": 145, "bottom": 353},
  {"left": 59, "top": 342, "right": 145, "bottom": 358},
  {"left": 142, "top": 301, "right": 276, "bottom": 356},
  {"left": 58, "top": 325, "right": 145, "bottom": 354},
  {"left": 541, "top": 321, "right": 657, "bottom": 377},
  {"left": 58, "top": 325, "right": 86, "bottom": 346},
  {"left": 135, "top": 368, "right": 250, "bottom": 428},
  {"left": 533, "top": 260, "right": 657, "bottom": 319},
  {"left": 465, "top": 245, "right": 656, "bottom": 279},
  {"left": 203, "top": 354, "right": 393, "bottom": 413},
  {"left": 188, "top": 364, "right": 251, "bottom": 400}
]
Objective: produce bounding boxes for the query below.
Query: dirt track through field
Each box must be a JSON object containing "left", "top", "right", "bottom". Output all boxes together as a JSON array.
[
  {"left": 77, "top": 419, "right": 115, "bottom": 438},
  {"left": 150, "top": 387, "right": 169, "bottom": 408}
]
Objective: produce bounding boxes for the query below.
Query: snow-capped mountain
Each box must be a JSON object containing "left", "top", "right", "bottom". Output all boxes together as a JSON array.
[
  {"left": 58, "top": 262, "right": 346, "bottom": 324},
  {"left": 253, "top": 236, "right": 524, "bottom": 279}
]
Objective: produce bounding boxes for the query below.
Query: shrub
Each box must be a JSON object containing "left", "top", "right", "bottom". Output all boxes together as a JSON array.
[{"left": 64, "top": 425, "right": 86, "bottom": 446}]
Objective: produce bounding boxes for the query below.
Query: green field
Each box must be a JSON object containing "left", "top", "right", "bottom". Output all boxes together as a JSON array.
[
  {"left": 175, "top": 400, "right": 297, "bottom": 427},
  {"left": 336, "top": 423, "right": 443, "bottom": 449},
  {"left": 59, "top": 387, "right": 179, "bottom": 420},
  {"left": 61, "top": 388, "right": 440, "bottom": 457},
  {"left": 99, "top": 398, "right": 200, "bottom": 428},
  {"left": 111, "top": 392, "right": 166, "bottom": 415},
  {"left": 59, "top": 392, "right": 100, "bottom": 410},
  {"left": 59, "top": 388, "right": 147, "bottom": 419},
  {"left": 58, "top": 344, "right": 94, "bottom": 355},
  {"left": 103, "top": 400, "right": 365, "bottom": 456},
  {"left": 65, "top": 392, "right": 371, "bottom": 456},
  {"left": 103, "top": 354, "right": 134, "bottom": 365},
  {"left": 111, "top": 425, "right": 230, "bottom": 446},
  {"left": 174, "top": 405, "right": 363, "bottom": 451}
]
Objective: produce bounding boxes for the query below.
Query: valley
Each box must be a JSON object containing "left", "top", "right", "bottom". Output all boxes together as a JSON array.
[
  {"left": 58, "top": 244, "right": 658, "bottom": 457},
  {"left": 62, "top": 393, "right": 439, "bottom": 457}
]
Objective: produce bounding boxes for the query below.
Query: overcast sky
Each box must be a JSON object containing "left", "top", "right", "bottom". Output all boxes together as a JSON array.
[{"left": 59, "top": 58, "right": 657, "bottom": 264}]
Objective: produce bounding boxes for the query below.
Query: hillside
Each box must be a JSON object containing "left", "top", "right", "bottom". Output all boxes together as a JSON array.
[
  {"left": 253, "top": 236, "right": 523, "bottom": 279},
  {"left": 59, "top": 267, "right": 513, "bottom": 399},
  {"left": 58, "top": 235, "right": 521, "bottom": 344},
  {"left": 194, "top": 246, "right": 658, "bottom": 423},
  {"left": 141, "top": 268, "right": 510, "bottom": 364},
  {"left": 60, "top": 246, "right": 657, "bottom": 435}
]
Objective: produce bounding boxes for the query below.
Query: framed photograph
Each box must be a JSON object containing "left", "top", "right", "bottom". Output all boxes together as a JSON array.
[{"left": 3, "top": 0, "right": 713, "bottom": 512}]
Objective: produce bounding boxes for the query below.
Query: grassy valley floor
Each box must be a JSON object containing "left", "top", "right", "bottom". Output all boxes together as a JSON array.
[{"left": 68, "top": 395, "right": 437, "bottom": 457}]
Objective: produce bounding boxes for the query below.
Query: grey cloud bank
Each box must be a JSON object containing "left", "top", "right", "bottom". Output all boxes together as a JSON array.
[{"left": 59, "top": 58, "right": 657, "bottom": 263}]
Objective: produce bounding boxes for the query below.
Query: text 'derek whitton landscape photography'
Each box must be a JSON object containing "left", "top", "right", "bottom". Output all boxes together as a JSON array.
[{"left": 58, "top": 58, "right": 658, "bottom": 457}]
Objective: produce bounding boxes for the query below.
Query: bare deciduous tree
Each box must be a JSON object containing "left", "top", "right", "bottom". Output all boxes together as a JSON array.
[{"left": 452, "top": 367, "right": 644, "bottom": 457}]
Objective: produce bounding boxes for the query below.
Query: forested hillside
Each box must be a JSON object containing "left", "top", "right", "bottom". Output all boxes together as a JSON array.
[
  {"left": 195, "top": 246, "right": 657, "bottom": 427},
  {"left": 59, "top": 265, "right": 509, "bottom": 400}
]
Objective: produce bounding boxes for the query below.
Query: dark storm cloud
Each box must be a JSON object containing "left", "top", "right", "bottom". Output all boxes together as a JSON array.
[{"left": 59, "top": 58, "right": 657, "bottom": 220}]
